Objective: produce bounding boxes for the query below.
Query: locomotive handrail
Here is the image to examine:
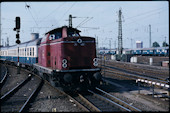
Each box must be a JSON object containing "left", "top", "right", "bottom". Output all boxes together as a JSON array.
[{"left": 34, "top": 63, "right": 101, "bottom": 73}]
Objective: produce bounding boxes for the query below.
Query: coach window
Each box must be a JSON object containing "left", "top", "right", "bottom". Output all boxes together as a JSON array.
[
  {"left": 30, "top": 48, "right": 32, "bottom": 56},
  {"left": 19, "top": 49, "right": 21, "bottom": 56},
  {"left": 21, "top": 49, "right": 22, "bottom": 56},
  {"left": 33, "top": 47, "right": 34, "bottom": 56},
  {"left": 25, "top": 48, "right": 26, "bottom": 57},
  {"left": 27, "top": 48, "right": 29, "bottom": 56},
  {"left": 20, "top": 49, "right": 21, "bottom": 56},
  {"left": 22, "top": 49, "right": 24, "bottom": 56}
]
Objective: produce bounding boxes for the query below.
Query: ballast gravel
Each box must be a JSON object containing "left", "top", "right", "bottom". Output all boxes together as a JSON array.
[{"left": 28, "top": 81, "right": 83, "bottom": 112}]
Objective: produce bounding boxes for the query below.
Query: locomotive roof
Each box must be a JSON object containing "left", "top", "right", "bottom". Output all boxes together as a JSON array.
[{"left": 45, "top": 26, "right": 81, "bottom": 35}]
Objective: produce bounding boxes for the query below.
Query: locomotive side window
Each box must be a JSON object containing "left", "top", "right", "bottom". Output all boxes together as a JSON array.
[{"left": 55, "top": 31, "right": 62, "bottom": 39}]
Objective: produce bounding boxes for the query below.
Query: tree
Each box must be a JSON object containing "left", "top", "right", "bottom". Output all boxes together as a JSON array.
[
  {"left": 152, "top": 41, "right": 160, "bottom": 47},
  {"left": 162, "top": 41, "right": 169, "bottom": 47}
]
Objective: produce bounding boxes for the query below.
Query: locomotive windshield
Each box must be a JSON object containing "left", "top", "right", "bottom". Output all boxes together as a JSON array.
[
  {"left": 68, "top": 31, "right": 80, "bottom": 37},
  {"left": 67, "top": 28, "right": 80, "bottom": 37}
]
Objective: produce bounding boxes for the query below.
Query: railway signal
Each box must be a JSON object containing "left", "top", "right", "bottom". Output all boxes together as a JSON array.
[
  {"left": 14, "top": 17, "right": 21, "bottom": 44},
  {"left": 13, "top": 17, "right": 21, "bottom": 31},
  {"left": 16, "top": 34, "right": 20, "bottom": 44},
  {"left": 16, "top": 17, "right": 20, "bottom": 29},
  {"left": 14, "top": 16, "right": 21, "bottom": 74}
]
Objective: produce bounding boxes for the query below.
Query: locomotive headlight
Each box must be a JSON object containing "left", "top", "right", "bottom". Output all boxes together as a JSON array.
[
  {"left": 62, "top": 59, "right": 67, "bottom": 68},
  {"left": 93, "top": 58, "right": 98, "bottom": 66},
  {"left": 77, "top": 38, "right": 82, "bottom": 44},
  {"left": 62, "top": 63, "right": 67, "bottom": 68},
  {"left": 62, "top": 59, "right": 67, "bottom": 64}
]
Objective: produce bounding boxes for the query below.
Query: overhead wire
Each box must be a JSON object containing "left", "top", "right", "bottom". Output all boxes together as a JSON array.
[
  {"left": 76, "top": 17, "right": 91, "bottom": 28},
  {"left": 39, "top": 2, "right": 66, "bottom": 24},
  {"left": 125, "top": 6, "right": 166, "bottom": 20},
  {"left": 25, "top": 2, "right": 38, "bottom": 27},
  {"left": 76, "top": 3, "right": 100, "bottom": 29},
  {"left": 100, "top": 6, "right": 166, "bottom": 28},
  {"left": 53, "top": 2, "right": 77, "bottom": 28}
]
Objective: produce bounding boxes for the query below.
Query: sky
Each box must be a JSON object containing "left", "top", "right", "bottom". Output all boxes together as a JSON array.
[{"left": 0, "top": 1, "right": 169, "bottom": 49}]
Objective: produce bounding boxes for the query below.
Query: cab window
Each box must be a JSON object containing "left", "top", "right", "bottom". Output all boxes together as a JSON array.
[
  {"left": 68, "top": 30, "right": 79, "bottom": 37},
  {"left": 49, "top": 31, "right": 62, "bottom": 40}
]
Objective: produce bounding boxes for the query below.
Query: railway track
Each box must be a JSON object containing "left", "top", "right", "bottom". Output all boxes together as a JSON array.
[
  {"left": 102, "top": 77, "right": 170, "bottom": 101},
  {"left": 100, "top": 63, "right": 168, "bottom": 85},
  {"left": 1, "top": 63, "right": 88, "bottom": 112},
  {"left": 0, "top": 64, "right": 8, "bottom": 88},
  {"left": 103, "top": 66, "right": 168, "bottom": 84},
  {"left": 98, "top": 60, "right": 169, "bottom": 102},
  {"left": 100, "top": 60, "right": 169, "bottom": 79},
  {"left": 1, "top": 74, "right": 43, "bottom": 112},
  {"left": 1, "top": 62, "right": 168, "bottom": 111},
  {"left": 71, "top": 88, "right": 141, "bottom": 112}
]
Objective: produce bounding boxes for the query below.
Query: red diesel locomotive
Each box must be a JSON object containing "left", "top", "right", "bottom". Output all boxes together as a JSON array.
[{"left": 33, "top": 26, "right": 102, "bottom": 91}]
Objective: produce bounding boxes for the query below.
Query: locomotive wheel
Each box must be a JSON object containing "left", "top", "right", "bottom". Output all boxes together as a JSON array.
[
  {"left": 50, "top": 78, "right": 56, "bottom": 87},
  {"left": 42, "top": 73, "right": 48, "bottom": 80},
  {"left": 33, "top": 68, "right": 38, "bottom": 74}
]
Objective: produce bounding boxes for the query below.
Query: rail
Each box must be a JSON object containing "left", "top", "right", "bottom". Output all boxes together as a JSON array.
[
  {"left": 95, "top": 87, "right": 142, "bottom": 112},
  {"left": 0, "top": 74, "right": 32, "bottom": 102},
  {"left": 88, "top": 89, "right": 131, "bottom": 111},
  {"left": 102, "top": 65, "right": 168, "bottom": 84},
  {"left": 0, "top": 65, "right": 8, "bottom": 85},
  {"left": 19, "top": 79, "right": 44, "bottom": 112},
  {"left": 1, "top": 74, "right": 43, "bottom": 112}
]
